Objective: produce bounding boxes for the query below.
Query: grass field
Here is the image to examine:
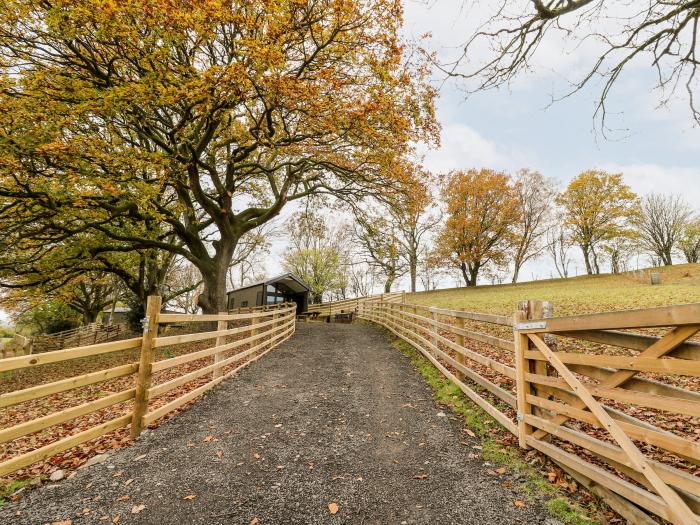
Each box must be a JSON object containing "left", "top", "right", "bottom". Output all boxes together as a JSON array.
[{"left": 407, "top": 263, "right": 700, "bottom": 316}]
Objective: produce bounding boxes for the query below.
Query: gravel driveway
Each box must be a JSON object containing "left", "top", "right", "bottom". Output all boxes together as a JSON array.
[{"left": 2, "top": 322, "right": 554, "bottom": 524}]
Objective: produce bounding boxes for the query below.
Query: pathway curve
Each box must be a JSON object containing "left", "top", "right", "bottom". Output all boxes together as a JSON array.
[{"left": 2, "top": 322, "right": 554, "bottom": 524}]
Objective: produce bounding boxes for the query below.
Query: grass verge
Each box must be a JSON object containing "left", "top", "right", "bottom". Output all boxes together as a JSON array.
[
  {"left": 383, "top": 328, "right": 603, "bottom": 525},
  {"left": 0, "top": 478, "right": 38, "bottom": 509}
]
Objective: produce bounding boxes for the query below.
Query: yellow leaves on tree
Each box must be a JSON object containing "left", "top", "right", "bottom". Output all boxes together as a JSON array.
[
  {"left": 556, "top": 170, "right": 639, "bottom": 275},
  {"left": 434, "top": 168, "right": 520, "bottom": 287},
  {"left": 0, "top": 0, "right": 438, "bottom": 314}
]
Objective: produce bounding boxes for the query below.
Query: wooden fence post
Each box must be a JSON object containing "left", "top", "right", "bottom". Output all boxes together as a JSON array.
[
  {"left": 131, "top": 295, "right": 161, "bottom": 439},
  {"left": 519, "top": 300, "right": 553, "bottom": 420},
  {"left": 430, "top": 307, "right": 438, "bottom": 354},
  {"left": 513, "top": 308, "right": 532, "bottom": 449},
  {"left": 250, "top": 311, "right": 259, "bottom": 345},
  {"left": 212, "top": 312, "right": 227, "bottom": 380},
  {"left": 454, "top": 313, "right": 466, "bottom": 381}
]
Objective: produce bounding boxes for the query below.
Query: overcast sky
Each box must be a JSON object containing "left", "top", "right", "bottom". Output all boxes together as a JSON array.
[{"left": 3, "top": 2, "right": 699, "bottom": 323}]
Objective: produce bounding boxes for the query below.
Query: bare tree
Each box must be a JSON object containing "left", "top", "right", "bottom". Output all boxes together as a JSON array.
[
  {"left": 165, "top": 262, "right": 203, "bottom": 314},
  {"left": 347, "top": 261, "right": 377, "bottom": 298},
  {"left": 353, "top": 213, "right": 408, "bottom": 293},
  {"left": 226, "top": 227, "right": 273, "bottom": 290},
  {"left": 510, "top": 169, "right": 557, "bottom": 283},
  {"left": 635, "top": 194, "right": 692, "bottom": 266},
  {"left": 282, "top": 210, "right": 350, "bottom": 303},
  {"left": 602, "top": 236, "right": 637, "bottom": 274},
  {"left": 419, "top": 251, "right": 447, "bottom": 291},
  {"left": 547, "top": 224, "right": 572, "bottom": 278},
  {"left": 450, "top": 1, "right": 700, "bottom": 129}
]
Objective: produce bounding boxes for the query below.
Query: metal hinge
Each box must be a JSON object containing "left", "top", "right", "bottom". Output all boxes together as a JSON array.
[
  {"left": 515, "top": 321, "right": 546, "bottom": 330},
  {"left": 140, "top": 317, "right": 151, "bottom": 333},
  {"left": 516, "top": 413, "right": 524, "bottom": 422}
]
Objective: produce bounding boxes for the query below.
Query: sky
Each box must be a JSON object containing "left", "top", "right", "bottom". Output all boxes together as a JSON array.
[
  {"left": 2, "top": 2, "right": 700, "bottom": 323},
  {"left": 267, "top": 0, "right": 700, "bottom": 291}
]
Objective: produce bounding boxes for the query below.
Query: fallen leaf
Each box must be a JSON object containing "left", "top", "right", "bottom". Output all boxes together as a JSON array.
[
  {"left": 249, "top": 518, "right": 258, "bottom": 525},
  {"left": 112, "top": 515, "right": 121, "bottom": 524},
  {"left": 131, "top": 504, "right": 146, "bottom": 514},
  {"left": 253, "top": 453, "right": 261, "bottom": 460},
  {"left": 117, "top": 495, "right": 129, "bottom": 502},
  {"left": 183, "top": 494, "right": 197, "bottom": 501},
  {"left": 412, "top": 474, "right": 428, "bottom": 480},
  {"left": 124, "top": 479, "right": 134, "bottom": 486},
  {"left": 51, "top": 521, "right": 72, "bottom": 525},
  {"left": 216, "top": 450, "right": 223, "bottom": 458},
  {"left": 464, "top": 428, "right": 476, "bottom": 437},
  {"left": 328, "top": 502, "right": 339, "bottom": 515},
  {"left": 495, "top": 467, "right": 507, "bottom": 475},
  {"left": 203, "top": 435, "right": 217, "bottom": 442},
  {"left": 513, "top": 500, "right": 527, "bottom": 509}
]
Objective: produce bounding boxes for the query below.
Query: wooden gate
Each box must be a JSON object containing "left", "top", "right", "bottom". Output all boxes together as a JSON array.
[{"left": 514, "top": 305, "right": 700, "bottom": 524}]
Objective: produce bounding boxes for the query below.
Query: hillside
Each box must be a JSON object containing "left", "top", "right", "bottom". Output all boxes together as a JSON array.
[{"left": 407, "top": 263, "right": 700, "bottom": 316}]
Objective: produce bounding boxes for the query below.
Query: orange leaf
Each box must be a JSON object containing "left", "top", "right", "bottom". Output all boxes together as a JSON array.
[{"left": 328, "top": 502, "right": 339, "bottom": 515}]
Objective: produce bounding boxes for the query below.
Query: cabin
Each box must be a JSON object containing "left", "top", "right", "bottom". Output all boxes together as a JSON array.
[
  {"left": 226, "top": 273, "right": 310, "bottom": 315},
  {"left": 101, "top": 306, "right": 131, "bottom": 325}
]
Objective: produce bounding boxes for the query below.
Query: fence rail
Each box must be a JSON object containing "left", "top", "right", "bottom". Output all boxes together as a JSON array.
[
  {"left": 304, "top": 292, "right": 404, "bottom": 317},
  {"left": 0, "top": 299, "right": 295, "bottom": 479},
  {"left": 344, "top": 295, "right": 700, "bottom": 525}
]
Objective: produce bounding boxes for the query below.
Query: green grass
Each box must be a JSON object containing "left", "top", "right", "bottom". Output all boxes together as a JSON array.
[
  {"left": 0, "top": 478, "right": 36, "bottom": 509},
  {"left": 386, "top": 332, "right": 602, "bottom": 525},
  {"left": 408, "top": 263, "right": 700, "bottom": 316}
]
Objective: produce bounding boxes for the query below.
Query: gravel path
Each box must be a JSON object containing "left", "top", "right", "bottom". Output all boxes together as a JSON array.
[{"left": 2, "top": 322, "right": 555, "bottom": 525}]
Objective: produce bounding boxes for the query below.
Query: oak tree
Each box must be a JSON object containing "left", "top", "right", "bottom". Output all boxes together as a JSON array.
[
  {"left": 0, "top": 0, "right": 437, "bottom": 313},
  {"left": 434, "top": 169, "right": 520, "bottom": 286},
  {"left": 556, "top": 170, "right": 638, "bottom": 275}
]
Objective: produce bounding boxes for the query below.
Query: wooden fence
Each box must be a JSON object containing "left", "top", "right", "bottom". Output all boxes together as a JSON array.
[
  {"left": 352, "top": 296, "right": 700, "bottom": 525},
  {"left": 0, "top": 298, "right": 295, "bottom": 478},
  {"left": 305, "top": 292, "right": 404, "bottom": 317},
  {"left": 30, "top": 323, "right": 132, "bottom": 354}
]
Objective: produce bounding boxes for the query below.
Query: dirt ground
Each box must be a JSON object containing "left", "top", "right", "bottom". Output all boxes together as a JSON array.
[{"left": 1, "top": 322, "right": 557, "bottom": 525}]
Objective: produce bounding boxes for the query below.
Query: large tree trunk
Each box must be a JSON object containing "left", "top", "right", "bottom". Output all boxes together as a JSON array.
[
  {"left": 581, "top": 244, "right": 593, "bottom": 275},
  {"left": 460, "top": 262, "right": 479, "bottom": 287},
  {"left": 662, "top": 248, "right": 673, "bottom": 266},
  {"left": 468, "top": 265, "right": 479, "bottom": 287},
  {"left": 409, "top": 253, "right": 417, "bottom": 293},
  {"left": 198, "top": 239, "right": 236, "bottom": 314},
  {"left": 384, "top": 273, "right": 395, "bottom": 293},
  {"left": 511, "top": 264, "right": 521, "bottom": 284}
]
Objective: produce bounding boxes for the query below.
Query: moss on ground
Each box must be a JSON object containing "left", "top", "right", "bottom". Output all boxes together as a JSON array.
[
  {"left": 387, "top": 333, "right": 602, "bottom": 525},
  {"left": 0, "top": 478, "right": 36, "bottom": 509}
]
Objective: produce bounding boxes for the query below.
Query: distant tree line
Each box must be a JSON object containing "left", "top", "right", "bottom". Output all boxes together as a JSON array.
[{"left": 282, "top": 168, "right": 700, "bottom": 301}]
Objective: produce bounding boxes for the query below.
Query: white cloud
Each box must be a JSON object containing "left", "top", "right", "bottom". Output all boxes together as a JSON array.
[
  {"left": 422, "top": 123, "right": 535, "bottom": 174},
  {"left": 599, "top": 163, "right": 700, "bottom": 207}
]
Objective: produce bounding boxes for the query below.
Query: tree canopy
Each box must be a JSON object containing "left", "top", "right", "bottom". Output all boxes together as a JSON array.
[{"left": 0, "top": 0, "right": 437, "bottom": 312}]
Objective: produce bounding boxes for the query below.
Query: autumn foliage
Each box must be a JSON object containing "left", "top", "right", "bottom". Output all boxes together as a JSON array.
[
  {"left": 0, "top": 0, "right": 437, "bottom": 313},
  {"left": 435, "top": 169, "right": 520, "bottom": 286}
]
